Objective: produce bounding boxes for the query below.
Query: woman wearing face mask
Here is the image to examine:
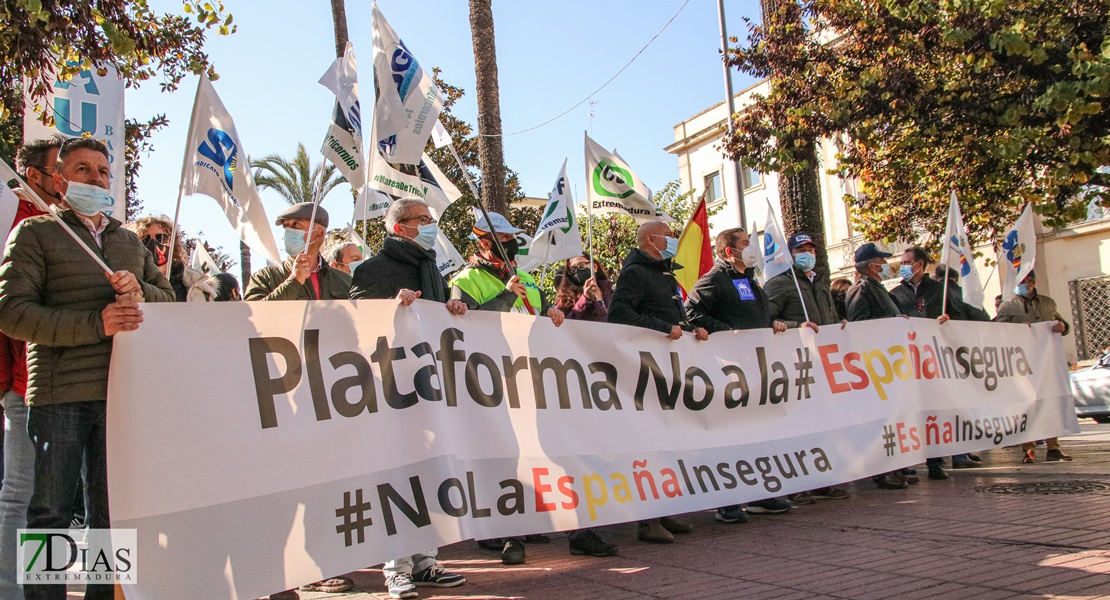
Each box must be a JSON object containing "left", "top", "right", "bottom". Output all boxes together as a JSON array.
[
  {"left": 554, "top": 253, "right": 613, "bottom": 322},
  {"left": 124, "top": 216, "right": 208, "bottom": 302}
]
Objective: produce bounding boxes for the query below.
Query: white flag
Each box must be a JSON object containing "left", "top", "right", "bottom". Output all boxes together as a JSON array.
[
  {"left": 178, "top": 78, "right": 282, "bottom": 265},
  {"left": 190, "top": 241, "right": 221, "bottom": 275},
  {"left": 1000, "top": 203, "right": 1037, "bottom": 301},
  {"left": 0, "top": 177, "right": 20, "bottom": 247},
  {"left": 366, "top": 150, "right": 460, "bottom": 219},
  {"left": 941, "top": 192, "right": 985, "bottom": 308},
  {"left": 584, "top": 132, "right": 660, "bottom": 223},
  {"left": 516, "top": 160, "right": 583, "bottom": 272},
  {"left": 371, "top": 4, "right": 443, "bottom": 166},
  {"left": 319, "top": 42, "right": 365, "bottom": 190},
  {"left": 762, "top": 200, "right": 793, "bottom": 281},
  {"left": 431, "top": 120, "right": 452, "bottom": 149},
  {"left": 348, "top": 226, "right": 369, "bottom": 256}
]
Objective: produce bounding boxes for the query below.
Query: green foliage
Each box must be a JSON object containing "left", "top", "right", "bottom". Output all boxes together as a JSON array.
[
  {"left": 251, "top": 143, "right": 346, "bottom": 206},
  {"left": 725, "top": 0, "right": 1110, "bottom": 250},
  {"left": 3, "top": 0, "right": 235, "bottom": 122}
]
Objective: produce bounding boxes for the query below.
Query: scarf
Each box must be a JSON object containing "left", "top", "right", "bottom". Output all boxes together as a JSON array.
[{"left": 381, "top": 237, "right": 447, "bottom": 302}]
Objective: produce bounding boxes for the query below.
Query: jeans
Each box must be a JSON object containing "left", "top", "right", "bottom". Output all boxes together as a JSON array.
[
  {"left": 24, "top": 402, "right": 111, "bottom": 600},
  {"left": 382, "top": 549, "right": 437, "bottom": 577},
  {"left": 0, "top": 392, "right": 34, "bottom": 599}
]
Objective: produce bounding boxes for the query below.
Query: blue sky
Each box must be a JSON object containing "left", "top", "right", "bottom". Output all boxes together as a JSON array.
[{"left": 128, "top": 0, "right": 763, "bottom": 267}]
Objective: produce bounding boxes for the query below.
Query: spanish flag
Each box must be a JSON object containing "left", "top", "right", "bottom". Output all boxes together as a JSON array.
[{"left": 674, "top": 195, "right": 713, "bottom": 298}]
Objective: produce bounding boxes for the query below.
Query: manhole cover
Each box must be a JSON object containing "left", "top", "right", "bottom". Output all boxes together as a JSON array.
[{"left": 980, "top": 481, "right": 1110, "bottom": 495}]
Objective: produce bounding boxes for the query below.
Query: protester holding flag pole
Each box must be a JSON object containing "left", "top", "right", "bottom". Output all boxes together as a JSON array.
[
  {"left": 940, "top": 191, "right": 986, "bottom": 316},
  {"left": 761, "top": 200, "right": 811, "bottom": 323},
  {"left": 243, "top": 203, "right": 351, "bottom": 301}
]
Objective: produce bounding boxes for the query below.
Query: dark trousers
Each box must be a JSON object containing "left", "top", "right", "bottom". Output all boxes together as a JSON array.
[{"left": 24, "top": 402, "right": 111, "bottom": 600}]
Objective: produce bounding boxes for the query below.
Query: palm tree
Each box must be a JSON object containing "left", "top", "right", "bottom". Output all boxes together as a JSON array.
[
  {"left": 251, "top": 142, "right": 347, "bottom": 206},
  {"left": 468, "top": 0, "right": 509, "bottom": 215}
]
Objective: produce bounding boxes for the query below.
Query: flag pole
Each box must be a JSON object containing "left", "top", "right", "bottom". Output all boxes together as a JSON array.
[
  {"left": 0, "top": 161, "right": 112, "bottom": 275},
  {"left": 767, "top": 199, "right": 810, "bottom": 323},
  {"left": 583, "top": 184, "right": 595, "bottom": 277}
]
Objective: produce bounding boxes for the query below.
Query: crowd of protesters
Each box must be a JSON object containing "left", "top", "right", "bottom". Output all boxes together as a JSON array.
[{"left": 0, "top": 136, "right": 1076, "bottom": 600}]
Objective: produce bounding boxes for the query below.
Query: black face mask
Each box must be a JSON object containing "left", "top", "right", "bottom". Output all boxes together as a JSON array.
[
  {"left": 495, "top": 238, "right": 519, "bottom": 263},
  {"left": 143, "top": 237, "right": 169, "bottom": 267},
  {"left": 567, "top": 266, "right": 592, "bottom": 287}
]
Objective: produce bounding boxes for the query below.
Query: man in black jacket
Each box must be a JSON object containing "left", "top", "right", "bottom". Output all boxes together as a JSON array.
[
  {"left": 764, "top": 232, "right": 839, "bottom": 329},
  {"left": 935, "top": 265, "right": 991, "bottom": 322},
  {"left": 348, "top": 199, "right": 467, "bottom": 598},
  {"left": 891, "top": 248, "right": 972, "bottom": 479},
  {"left": 685, "top": 228, "right": 800, "bottom": 521},
  {"left": 609, "top": 221, "right": 706, "bottom": 544},
  {"left": 845, "top": 243, "right": 913, "bottom": 490}
]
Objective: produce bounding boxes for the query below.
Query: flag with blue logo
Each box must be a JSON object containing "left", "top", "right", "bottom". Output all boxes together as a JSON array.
[
  {"left": 371, "top": 4, "right": 443, "bottom": 167},
  {"left": 941, "top": 192, "right": 985, "bottom": 309},
  {"left": 1000, "top": 203, "right": 1037, "bottom": 301},
  {"left": 516, "top": 160, "right": 583, "bottom": 272},
  {"left": 178, "top": 77, "right": 282, "bottom": 265},
  {"left": 762, "top": 200, "right": 793, "bottom": 281},
  {"left": 319, "top": 41, "right": 365, "bottom": 192}
]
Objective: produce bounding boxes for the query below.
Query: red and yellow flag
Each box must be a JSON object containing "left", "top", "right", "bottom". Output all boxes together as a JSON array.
[{"left": 674, "top": 196, "right": 713, "bottom": 297}]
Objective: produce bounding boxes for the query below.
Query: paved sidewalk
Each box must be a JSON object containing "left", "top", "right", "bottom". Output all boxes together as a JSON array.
[{"left": 289, "top": 422, "right": 1110, "bottom": 600}]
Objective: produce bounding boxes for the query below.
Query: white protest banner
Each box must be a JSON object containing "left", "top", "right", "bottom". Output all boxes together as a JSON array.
[
  {"left": 23, "top": 63, "right": 125, "bottom": 220},
  {"left": 108, "top": 306, "right": 1075, "bottom": 600}
]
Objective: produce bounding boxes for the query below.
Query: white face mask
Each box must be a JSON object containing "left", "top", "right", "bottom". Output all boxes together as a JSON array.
[
  {"left": 284, "top": 227, "right": 307, "bottom": 256},
  {"left": 740, "top": 245, "right": 759, "bottom": 268},
  {"left": 64, "top": 180, "right": 114, "bottom": 216}
]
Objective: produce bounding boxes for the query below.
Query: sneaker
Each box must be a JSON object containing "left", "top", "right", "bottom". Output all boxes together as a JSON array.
[
  {"left": 637, "top": 519, "right": 675, "bottom": 543},
  {"left": 501, "top": 538, "right": 526, "bottom": 565},
  {"left": 875, "top": 473, "right": 908, "bottom": 489},
  {"left": 1023, "top": 449, "right": 1036, "bottom": 463},
  {"left": 412, "top": 563, "right": 465, "bottom": 587},
  {"left": 787, "top": 492, "right": 816, "bottom": 505},
  {"left": 747, "top": 497, "right": 792, "bottom": 514},
  {"left": 810, "top": 486, "right": 850, "bottom": 500},
  {"left": 659, "top": 516, "right": 693, "bottom": 534},
  {"left": 894, "top": 471, "right": 920, "bottom": 485},
  {"left": 568, "top": 530, "right": 618, "bottom": 557},
  {"left": 715, "top": 505, "right": 750, "bottom": 524},
  {"left": 967, "top": 453, "right": 982, "bottom": 461},
  {"left": 1046, "top": 449, "right": 1073, "bottom": 462},
  {"left": 1036, "top": 440, "right": 1047, "bottom": 447},
  {"left": 386, "top": 573, "right": 418, "bottom": 599},
  {"left": 927, "top": 465, "right": 949, "bottom": 480}
]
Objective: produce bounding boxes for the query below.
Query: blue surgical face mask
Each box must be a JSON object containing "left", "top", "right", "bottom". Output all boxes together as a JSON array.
[
  {"left": 346, "top": 259, "right": 366, "bottom": 273},
  {"left": 284, "top": 227, "right": 307, "bottom": 256},
  {"left": 1014, "top": 284, "right": 1029, "bottom": 297},
  {"left": 64, "top": 180, "right": 114, "bottom": 216},
  {"left": 413, "top": 223, "right": 438, "bottom": 251},
  {"left": 658, "top": 236, "right": 678, "bottom": 260},
  {"left": 794, "top": 251, "right": 816, "bottom": 271},
  {"left": 878, "top": 262, "right": 893, "bottom": 280},
  {"left": 899, "top": 264, "right": 916, "bottom": 282}
]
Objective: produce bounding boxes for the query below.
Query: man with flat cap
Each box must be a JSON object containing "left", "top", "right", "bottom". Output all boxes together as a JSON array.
[{"left": 244, "top": 202, "right": 352, "bottom": 301}]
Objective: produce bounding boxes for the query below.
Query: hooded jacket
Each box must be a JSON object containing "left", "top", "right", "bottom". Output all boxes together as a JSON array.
[
  {"left": 608, "top": 248, "right": 688, "bottom": 334},
  {"left": 686, "top": 259, "right": 773, "bottom": 333}
]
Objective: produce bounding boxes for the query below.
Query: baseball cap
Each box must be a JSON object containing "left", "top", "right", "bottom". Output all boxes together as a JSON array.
[
  {"left": 854, "top": 242, "right": 893, "bottom": 263},
  {"left": 788, "top": 232, "right": 815, "bottom": 251}
]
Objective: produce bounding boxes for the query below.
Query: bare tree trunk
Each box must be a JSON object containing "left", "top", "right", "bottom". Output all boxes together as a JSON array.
[
  {"left": 468, "top": 0, "right": 509, "bottom": 215},
  {"left": 330, "top": 0, "right": 349, "bottom": 57},
  {"left": 761, "top": 0, "right": 830, "bottom": 281},
  {"left": 240, "top": 240, "right": 251, "bottom": 285}
]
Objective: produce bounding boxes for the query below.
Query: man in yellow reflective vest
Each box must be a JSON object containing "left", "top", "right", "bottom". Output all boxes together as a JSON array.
[{"left": 450, "top": 211, "right": 564, "bottom": 566}]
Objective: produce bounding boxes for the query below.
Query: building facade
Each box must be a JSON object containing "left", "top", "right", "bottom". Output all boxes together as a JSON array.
[{"left": 666, "top": 80, "right": 1110, "bottom": 363}]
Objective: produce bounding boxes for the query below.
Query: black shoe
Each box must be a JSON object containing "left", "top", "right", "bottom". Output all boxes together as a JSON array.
[
  {"left": 876, "top": 473, "right": 908, "bottom": 489},
  {"left": 524, "top": 533, "right": 551, "bottom": 543},
  {"left": 928, "top": 466, "right": 949, "bottom": 480},
  {"left": 900, "top": 467, "right": 918, "bottom": 475},
  {"left": 568, "top": 530, "right": 617, "bottom": 557},
  {"left": 477, "top": 538, "right": 503, "bottom": 552},
  {"left": 967, "top": 453, "right": 982, "bottom": 462},
  {"left": 747, "top": 497, "right": 792, "bottom": 514},
  {"left": 894, "top": 471, "right": 920, "bottom": 485},
  {"left": 951, "top": 458, "right": 981, "bottom": 469},
  {"left": 501, "top": 538, "right": 526, "bottom": 565},
  {"left": 715, "top": 505, "right": 750, "bottom": 524}
]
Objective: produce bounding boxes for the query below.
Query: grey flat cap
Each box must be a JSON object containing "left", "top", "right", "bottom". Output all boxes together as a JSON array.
[{"left": 275, "top": 202, "right": 329, "bottom": 228}]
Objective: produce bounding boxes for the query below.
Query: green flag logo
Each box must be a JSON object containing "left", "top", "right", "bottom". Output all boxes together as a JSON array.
[{"left": 592, "top": 160, "right": 636, "bottom": 199}]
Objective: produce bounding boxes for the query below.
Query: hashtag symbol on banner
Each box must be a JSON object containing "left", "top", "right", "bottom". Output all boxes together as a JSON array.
[
  {"left": 882, "top": 426, "right": 897, "bottom": 457},
  {"left": 335, "top": 488, "right": 374, "bottom": 547},
  {"left": 793, "top": 348, "right": 814, "bottom": 400}
]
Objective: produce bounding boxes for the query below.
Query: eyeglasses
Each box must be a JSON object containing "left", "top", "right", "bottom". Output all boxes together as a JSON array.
[
  {"left": 142, "top": 233, "right": 170, "bottom": 245},
  {"left": 401, "top": 215, "right": 437, "bottom": 226},
  {"left": 30, "top": 165, "right": 54, "bottom": 175}
]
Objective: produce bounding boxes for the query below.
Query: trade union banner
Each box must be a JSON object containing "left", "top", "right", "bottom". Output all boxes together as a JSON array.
[{"left": 106, "top": 302, "right": 1076, "bottom": 599}]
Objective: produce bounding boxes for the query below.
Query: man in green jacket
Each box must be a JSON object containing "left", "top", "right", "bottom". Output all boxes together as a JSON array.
[
  {"left": 0, "top": 137, "right": 175, "bottom": 600},
  {"left": 764, "top": 232, "right": 838, "bottom": 329},
  {"left": 995, "top": 270, "right": 1072, "bottom": 463},
  {"left": 244, "top": 203, "right": 351, "bottom": 301}
]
